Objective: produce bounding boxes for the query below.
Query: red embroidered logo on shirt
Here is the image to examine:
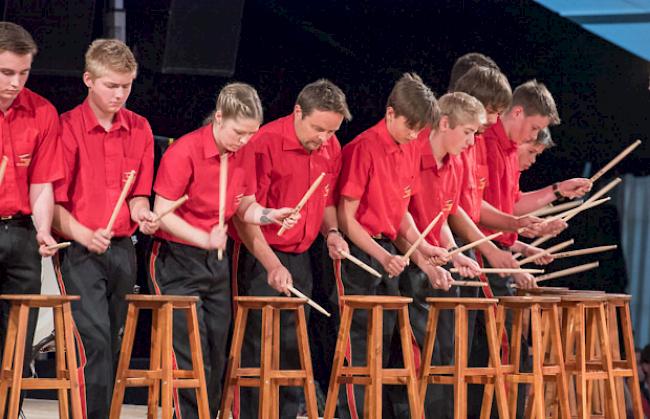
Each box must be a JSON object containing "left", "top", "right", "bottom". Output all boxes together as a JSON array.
[
  {"left": 323, "top": 184, "right": 330, "bottom": 198},
  {"left": 402, "top": 185, "right": 412, "bottom": 199},
  {"left": 16, "top": 153, "right": 31, "bottom": 167},
  {"left": 234, "top": 193, "right": 243, "bottom": 207},
  {"left": 478, "top": 177, "right": 487, "bottom": 190},
  {"left": 443, "top": 200, "right": 453, "bottom": 212}
]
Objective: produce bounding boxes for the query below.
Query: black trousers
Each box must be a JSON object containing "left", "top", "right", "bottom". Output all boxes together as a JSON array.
[
  {"left": 330, "top": 238, "right": 401, "bottom": 419},
  {"left": 54, "top": 237, "right": 136, "bottom": 419},
  {"left": 148, "top": 239, "right": 231, "bottom": 419},
  {"left": 235, "top": 244, "right": 313, "bottom": 419},
  {"left": 0, "top": 218, "right": 41, "bottom": 417},
  {"left": 388, "top": 263, "right": 459, "bottom": 419}
]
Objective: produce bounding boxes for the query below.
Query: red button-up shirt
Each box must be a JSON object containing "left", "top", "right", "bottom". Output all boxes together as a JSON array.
[
  {"left": 337, "top": 119, "right": 420, "bottom": 241},
  {"left": 252, "top": 114, "right": 341, "bottom": 253},
  {"left": 458, "top": 133, "right": 489, "bottom": 224},
  {"left": 480, "top": 118, "right": 520, "bottom": 247},
  {"left": 154, "top": 124, "right": 255, "bottom": 246},
  {"left": 0, "top": 88, "right": 64, "bottom": 215},
  {"left": 54, "top": 100, "right": 154, "bottom": 237},
  {"left": 409, "top": 131, "right": 462, "bottom": 246}
]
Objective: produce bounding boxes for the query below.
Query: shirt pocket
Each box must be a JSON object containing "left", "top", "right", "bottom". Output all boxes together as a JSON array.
[
  {"left": 119, "top": 157, "right": 140, "bottom": 191},
  {"left": 12, "top": 126, "right": 39, "bottom": 168}
]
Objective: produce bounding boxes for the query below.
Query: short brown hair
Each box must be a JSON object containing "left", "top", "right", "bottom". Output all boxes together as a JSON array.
[
  {"left": 452, "top": 66, "right": 512, "bottom": 112},
  {"left": 387, "top": 72, "right": 438, "bottom": 128},
  {"left": 533, "top": 127, "right": 555, "bottom": 148},
  {"left": 296, "top": 79, "right": 351, "bottom": 121},
  {"left": 448, "top": 52, "right": 500, "bottom": 92},
  {"left": 85, "top": 39, "right": 137, "bottom": 78},
  {"left": 0, "top": 22, "right": 37, "bottom": 56},
  {"left": 436, "top": 92, "right": 486, "bottom": 129},
  {"left": 215, "top": 82, "right": 263, "bottom": 123},
  {"left": 510, "top": 79, "right": 560, "bottom": 125}
]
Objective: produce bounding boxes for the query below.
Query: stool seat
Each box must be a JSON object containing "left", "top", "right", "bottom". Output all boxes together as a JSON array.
[
  {"left": 425, "top": 297, "right": 498, "bottom": 309},
  {"left": 0, "top": 294, "right": 83, "bottom": 419},
  {"left": 604, "top": 294, "right": 631, "bottom": 302},
  {"left": 518, "top": 286, "right": 570, "bottom": 295},
  {"left": 498, "top": 295, "right": 561, "bottom": 305},
  {"left": 110, "top": 294, "right": 210, "bottom": 419},
  {"left": 339, "top": 295, "right": 412, "bottom": 308},
  {"left": 559, "top": 294, "right": 608, "bottom": 303},
  {"left": 234, "top": 295, "right": 308, "bottom": 309}
]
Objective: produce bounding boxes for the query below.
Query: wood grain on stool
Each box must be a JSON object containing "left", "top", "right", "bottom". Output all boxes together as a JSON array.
[
  {"left": 220, "top": 296, "right": 318, "bottom": 419},
  {"left": 323, "top": 295, "right": 421, "bottom": 419},
  {"left": 109, "top": 294, "right": 210, "bottom": 419},
  {"left": 0, "top": 294, "right": 82, "bottom": 419}
]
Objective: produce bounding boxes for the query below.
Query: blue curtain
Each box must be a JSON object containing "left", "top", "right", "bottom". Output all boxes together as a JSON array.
[{"left": 615, "top": 174, "right": 650, "bottom": 347}]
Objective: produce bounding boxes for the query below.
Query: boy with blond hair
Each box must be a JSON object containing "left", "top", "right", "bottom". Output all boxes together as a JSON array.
[{"left": 52, "top": 39, "right": 157, "bottom": 418}]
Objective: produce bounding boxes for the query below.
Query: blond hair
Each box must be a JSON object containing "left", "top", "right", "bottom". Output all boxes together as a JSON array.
[
  {"left": 436, "top": 92, "right": 486, "bottom": 128},
  {"left": 85, "top": 38, "right": 137, "bottom": 78},
  {"left": 215, "top": 82, "right": 263, "bottom": 123}
]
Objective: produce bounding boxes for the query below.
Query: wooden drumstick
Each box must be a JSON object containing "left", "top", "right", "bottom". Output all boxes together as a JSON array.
[
  {"left": 582, "top": 177, "right": 622, "bottom": 206},
  {"left": 447, "top": 232, "right": 504, "bottom": 257},
  {"left": 534, "top": 261, "right": 600, "bottom": 283},
  {"left": 524, "top": 200, "right": 583, "bottom": 218},
  {"left": 218, "top": 154, "right": 228, "bottom": 261},
  {"left": 548, "top": 245, "right": 617, "bottom": 260},
  {"left": 45, "top": 241, "right": 71, "bottom": 251},
  {"left": 338, "top": 249, "right": 382, "bottom": 278},
  {"left": 153, "top": 195, "right": 189, "bottom": 223},
  {"left": 105, "top": 170, "right": 136, "bottom": 232},
  {"left": 450, "top": 267, "right": 544, "bottom": 274},
  {"left": 288, "top": 285, "right": 331, "bottom": 317},
  {"left": 402, "top": 211, "right": 444, "bottom": 261},
  {"left": 0, "top": 156, "right": 8, "bottom": 186},
  {"left": 558, "top": 197, "right": 610, "bottom": 221},
  {"left": 277, "top": 172, "right": 326, "bottom": 236},
  {"left": 590, "top": 139, "right": 641, "bottom": 182},
  {"left": 517, "top": 239, "right": 574, "bottom": 266},
  {"left": 451, "top": 280, "right": 491, "bottom": 287}
]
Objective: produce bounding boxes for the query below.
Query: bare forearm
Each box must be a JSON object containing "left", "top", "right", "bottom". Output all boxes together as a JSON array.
[
  {"left": 320, "top": 206, "right": 339, "bottom": 235},
  {"left": 232, "top": 216, "right": 283, "bottom": 271},
  {"left": 154, "top": 196, "right": 210, "bottom": 249},
  {"left": 514, "top": 186, "right": 555, "bottom": 215},
  {"left": 479, "top": 201, "right": 518, "bottom": 231},
  {"left": 338, "top": 201, "right": 390, "bottom": 263},
  {"left": 128, "top": 196, "right": 151, "bottom": 222},
  {"left": 53, "top": 204, "right": 93, "bottom": 245},
  {"left": 29, "top": 183, "right": 54, "bottom": 235}
]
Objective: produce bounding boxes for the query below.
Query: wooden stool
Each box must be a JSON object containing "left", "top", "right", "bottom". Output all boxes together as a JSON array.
[
  {"left": 220, "top": 296, "right": 318, "bottom": 419},
  {"left": 323, "top": 295, "right": 420, "bottom": 419},
  {"left": 496, "top": 295, "right": 571, "bottom": 419},
  {"left": 109, "top": 295, "right": 210, "bottom": 419},
  {"left": 419, "top": 297, "right": 509, "bottom": 419},
  {"left": 605, "top": 294, "right": 643, "bottom": 419},
  {"left": 0, "top": 294, "right": 82, "bottom": 419},
  {"left": 559, "top": 293, "right": 619, "bottom": 419}
]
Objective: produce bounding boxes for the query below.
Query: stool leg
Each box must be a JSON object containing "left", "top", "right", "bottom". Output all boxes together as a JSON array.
[
  {"left": 53, "top": 305, "right": 70, "bottom": 419},
  {"left": 563, "top": 306, "right": 579, "bottom": 417},
  {"left": 574, "top": 305, "right": 588, "bottom": 419},
  {"left": 453, "top": 305, "right": 468, "bottom": 419},
  {"left": 259, "top": 305, "right": 274, "bottom": 419},
  {"left": 596, "top": 304, "right": 620, "bottom": 419},
  {"left": 0, "top": 304, "right": 20, "bottom": 416},
  {"left": 507, "top": 307, "right": 524, "bottom": 418},
  {"left": 161, "top": 302, "right": 174, "bottom": 419},
  {"left": 270, "top": 307, "right": 280, "bottom": 419},
  {"left": 608, "top": 303, "right": 626, "bottom": 419},
  {"left": 530, "top": 305, "right": 546, "bottom": 419},
  {"left": 418, "top": 306, "right": 439, "bottom": 404},
  {"left": 484, "top": 306, "right": 509, "bottom": 419},
  {"left": 147, "top": 307, "right": 161, "bottom": 419},
  {"left": 109, "top": 304, "right": 139, "bottom": 419},
  {"left": 6, "top": 303, "right": 29, "bottom": 419},
  {"left": 295, "top": 306, "right": 319, "bottom": 419},
  {"left": 186, "top": 305, "right": 210, "bottom": 419},
  {"left": 323, "top": 305, "right": 353, "bottom": 419},
  {"left": 585, "top": 308, "right": 599, "bottom": 416},
  {"left": 398, "top": 306, "right": 421, "bottom": 419},
  {"left": 550, "top": 304, "right": 571, "bottom": 419},
  {"left": 620, "top": 303, "right": 644, "bottom": 419},
  {"left": 368, "top": 305, "right": 383, "bottom": 419},
  {"left": 62, "top": 302, "right": 83, "bottom": 419},
  {"left": 220, "top": 307, "right": 250, "bottom": 418}
]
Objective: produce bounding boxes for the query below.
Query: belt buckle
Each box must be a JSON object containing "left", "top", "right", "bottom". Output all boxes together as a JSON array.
[{"left": 0, "top": 215, "right": 13, "bottom": 220}]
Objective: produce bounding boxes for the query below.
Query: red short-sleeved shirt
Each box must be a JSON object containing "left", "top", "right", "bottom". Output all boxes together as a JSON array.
[
  {"left": 337, "top": 119, "right": 420, "bottom": 241},
  {"left": 0, "top": 88, "right": 64, "bottom": 216},
  {"left": 458, "top": 133, "right": 489, "bottom": 224},
  {"left": 480, "top": 118, "right": 520, "bottom": 247},
  {"left": 154, "top": 124, "right": 255, "bottom": 246},
  {"left": 252, "top": 114, "right": 341, "bottom": 253},
  {"left": 409, "top": 131, "right": 462, "bottom": 246},
  {"left": 54, "top": 99, "right": 154, "bottom": 237}
]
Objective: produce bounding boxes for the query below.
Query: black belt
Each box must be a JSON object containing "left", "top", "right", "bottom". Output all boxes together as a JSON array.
[{"left": 0, "top": 213, "right": 31, "bottom": 223}]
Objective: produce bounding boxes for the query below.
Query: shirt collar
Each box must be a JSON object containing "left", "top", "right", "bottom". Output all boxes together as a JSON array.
[
  {"left": 420, "top": 130, "right": 450, "bottom": 174},
  {"left": 201, "top": 124, "right": 223, "bottom": 159},
  {"left": 375, "top": 119, "right": 402, "bottom": 154},
  {"left": 491, "top": 117, "right": 517, "bottom": 152},
  {"left": 81, "top": 98, "right": 130, "bottom": 133},
  {"left": 281, "top": 113, "right": 308, "bottom": 152},
  {"left": 8, "top": 89, "right": 31, "bottom": 114}
]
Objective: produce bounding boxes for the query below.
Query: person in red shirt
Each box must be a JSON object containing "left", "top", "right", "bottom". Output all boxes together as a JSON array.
[
  {"left": 335, "top": 73, "right": 447, "bottom": 419},
  {"left": 52, "top": 39, "right": 157, "bottom": 419},
  {"left": 150, "top": 82, "right": 296, "bottom": 419},
  {"left": 232, "top": 80, "right": 351, "bottom": 419},
  {"left": 0, "top": 21, "right": 64, "bottom": 412}
]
